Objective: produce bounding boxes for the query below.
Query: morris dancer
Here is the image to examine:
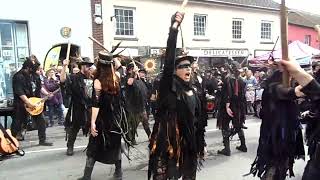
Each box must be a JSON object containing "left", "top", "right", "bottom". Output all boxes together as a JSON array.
[
  {"left": 61, "top": 57, "right": 94, "bottom": 156},
  {"left": 217, "top": 61, "right": 247, "bottom": 156},
  {"left": 148, "top": 12, "right": 206, "bottom": 180},
  {"left": 78, "top": 51, "right": 129, "bottom": 180}
]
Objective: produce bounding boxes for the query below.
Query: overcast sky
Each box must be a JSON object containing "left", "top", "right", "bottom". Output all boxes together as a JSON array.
[{"left": 273, "top": 0, "right": 320, "bottom": 15}]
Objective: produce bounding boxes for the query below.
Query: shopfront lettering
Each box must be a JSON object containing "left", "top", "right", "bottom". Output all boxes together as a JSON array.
[{"left": 202, "top": 49, "right": 248, "bottom": 57}]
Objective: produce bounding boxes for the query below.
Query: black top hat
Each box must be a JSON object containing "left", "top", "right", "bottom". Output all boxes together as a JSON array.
[
  {"left": 77, "top": 57, "right": 94, "bottom": 66},
  {"left": 175, "top": 55, "right": 195, "bottom": 67},
  {"left": 97, "top": 51, "right": 114, "bottom": 65}
]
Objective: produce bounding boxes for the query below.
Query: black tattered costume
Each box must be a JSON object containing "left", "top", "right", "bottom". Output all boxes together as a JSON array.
[
  {"left": 217, "top": 65, "right": 247, "bottom": 156},
  {"left": 86, "top": 89, "right": 124, "bottom": 164},
  {"left": 249, "top": 71, "right": 305, "bottom": 179},
  {"left": 125, "top": 71, "right": 150, "bottom": 144},
  {"left": 78, "top": 51, "right": 130, "bottom": 180},
  {"left": 301, "top": 79, "right": 320, "bottom": 180},
  {"left": 64, "top": 70, "right": 93, "bottom": 155},
  {"left": 148, "top": 23, "right": 206, "bottom": 180}
]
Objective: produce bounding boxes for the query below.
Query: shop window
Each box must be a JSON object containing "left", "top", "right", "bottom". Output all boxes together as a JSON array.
[
  {"left": 194, "top": 14, "right": 207, "bottom": 36},
  {"left": 114, "top": 7, "right": 135, "bottom": 37},
  {"left": 0, "top": 21, "right": 29, "bottom": 99},
  {"left": 232, "top": 18, "right": 244, "bottom": 42},
  {"left": 261, "top": 21, "right": 272, "bottom": 41}
]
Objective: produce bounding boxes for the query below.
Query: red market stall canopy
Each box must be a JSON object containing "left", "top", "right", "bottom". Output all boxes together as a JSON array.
[{"left": 250, "top": 40, "right": 320, "bottom": 67}]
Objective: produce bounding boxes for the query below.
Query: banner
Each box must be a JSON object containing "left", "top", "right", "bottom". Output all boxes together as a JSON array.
[{"left": 44, "top": 46, "right": 61, "bottom": 72}]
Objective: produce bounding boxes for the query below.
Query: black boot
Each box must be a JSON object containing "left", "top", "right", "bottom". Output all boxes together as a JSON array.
[
  {"left": 236, "top": 136, "right": 247, "bottom": 152},
  {"left": 39, "top": 140, "right": 53, "bottom": 146},
  {"left": 66, "top": 146, "right": 74, "bottom": 156},
  {"left": 218, "top": 138, "right": 231, "bottom": 156},
  {"left": 66, "top": 128, "right": 77, "bottom": 156},
  {"left": 113, "top": 160, "right": 122, "bottom": 179},
  {"left": 78, "top": 157, "right": 95, "bottom": 180}
]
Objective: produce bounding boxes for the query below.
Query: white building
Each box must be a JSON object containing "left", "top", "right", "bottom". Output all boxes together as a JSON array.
[
  {"left": 0, "top": 0, "right": 93, "bottom": 98},
  {"left": 101, "top": 0, "right": 281, "bottom": 67}
]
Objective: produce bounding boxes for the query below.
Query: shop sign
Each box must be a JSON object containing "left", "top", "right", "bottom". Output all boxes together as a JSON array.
[{"left": 189, "top": 49, "right": 249, "bottom": 57}]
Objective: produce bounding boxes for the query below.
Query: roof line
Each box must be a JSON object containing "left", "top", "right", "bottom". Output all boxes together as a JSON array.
[
  {"left": 192, "top": 0, "right": 280, "bottom": 11},
  {"left": 293, "top": 11, "right": 318, "bottom": 26}
]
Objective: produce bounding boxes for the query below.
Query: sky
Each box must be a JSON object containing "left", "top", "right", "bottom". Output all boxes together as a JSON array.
[{"left": 273, "top": 0, "right": 320, "bottom": 15}]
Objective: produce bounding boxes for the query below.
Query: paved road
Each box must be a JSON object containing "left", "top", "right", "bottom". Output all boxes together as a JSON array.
[{"left": 0, "top": 117, "right": 307, "bottom": 180}]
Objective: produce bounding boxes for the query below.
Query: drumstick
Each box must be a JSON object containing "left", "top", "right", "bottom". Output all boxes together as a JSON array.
[
  {"left": 172, "top": 0, "right": 188, "bottom": 29},
  {"left": 88, "top": 36, "right": 109, "bottom": 52}
]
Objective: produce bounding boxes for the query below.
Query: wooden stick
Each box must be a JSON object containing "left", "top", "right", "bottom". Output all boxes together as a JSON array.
[
  {"left": 172, "top": 0, "right": 188, "bottom": 29},
  {"left": 66, "top": 40, "right": 71, "bottom": 62},
  {"left": 88, "top": 36, "right": 109, "bottom": 52},
  {"left": 280, "top": 0, "right": 290, "bottom": 87}
]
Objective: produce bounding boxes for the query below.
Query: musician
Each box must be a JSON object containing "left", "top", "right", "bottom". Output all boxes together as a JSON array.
[
  {"left": 78, "top": 51, "right": 128, "bottom": 180},
  {"left": 217, "top": 61, "right": 247, "bottom": 156},
  {"left": 11, "top": 56, "right": 53, "bottom": 146},
  {"left": 148, "top": 12, "right": 206, "bottom": 180},
  {"left": 60, "top": 57, "right": 94, "bottom": 156},
  {"left": 125, "top": 62, "right": 150, "bottom": 144}
]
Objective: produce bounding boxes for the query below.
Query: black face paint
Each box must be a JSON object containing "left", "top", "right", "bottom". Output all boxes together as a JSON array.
[{"left": 176, "top": 63, "right": 191, "bottom": 69}]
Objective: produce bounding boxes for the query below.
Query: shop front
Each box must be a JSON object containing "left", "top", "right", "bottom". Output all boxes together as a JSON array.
[
  {"left": 188, "top": 48, "right": 250, "bottom": 72},
  {"left": 0, "top": 20, "right": 30, "bottom": 100}
]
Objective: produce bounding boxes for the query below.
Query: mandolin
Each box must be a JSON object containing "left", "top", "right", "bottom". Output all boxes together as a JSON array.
[
  {"left": 25, "top": 88, "right": 61, "bottom": 116},
  {"left": 0, "top": 123, "right": 24, "bottom": 155}
]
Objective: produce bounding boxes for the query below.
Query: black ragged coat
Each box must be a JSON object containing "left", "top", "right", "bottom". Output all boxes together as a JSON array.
[{"left": 148, "top": 26, "right": 206, "bottom": 180}]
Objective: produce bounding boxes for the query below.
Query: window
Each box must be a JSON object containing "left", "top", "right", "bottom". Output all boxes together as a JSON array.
[
  {"left": 232, "top": 19, "right": 243, "bottom": 40},
  {"left": 304, "top": 35, "right": 311, "bottom": 46},
  {"left": 114, "top": 7, "right": 135, "bottom": 37},
  {"left": 261, "top": 21, "right": 272, "bottom": 40},
  {"left": 194, "top": 14, "right": 207, "bottom": 36},
  {"left": 0, "top": 21, "right": 29, "bottom": 98}
]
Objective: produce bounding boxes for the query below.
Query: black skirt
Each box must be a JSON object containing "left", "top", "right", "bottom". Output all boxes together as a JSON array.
[{"left": 86, "top": 120, "right": 121, "bottom": 164}]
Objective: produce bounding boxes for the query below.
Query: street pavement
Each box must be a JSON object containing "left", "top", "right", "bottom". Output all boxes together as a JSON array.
[{"left": 0, "top": 116, "right": 308, "bottom": 180}]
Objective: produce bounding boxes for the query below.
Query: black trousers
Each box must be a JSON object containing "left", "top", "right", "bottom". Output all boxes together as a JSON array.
[
  {"left": 67, "top": 126, "right": 81, "bottom": 148},
  {"left": 11, "top": 111, "right": 46, "bottom": 142}
]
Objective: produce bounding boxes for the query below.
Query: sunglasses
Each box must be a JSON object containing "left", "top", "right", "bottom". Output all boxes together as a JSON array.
[{"left": 176, "top": 63, "right": 191, "bottom": 69}]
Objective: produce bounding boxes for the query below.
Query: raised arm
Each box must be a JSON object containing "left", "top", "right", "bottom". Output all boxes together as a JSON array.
[{"left": 162, "top": 12, "right": 184, "bottom": 77}]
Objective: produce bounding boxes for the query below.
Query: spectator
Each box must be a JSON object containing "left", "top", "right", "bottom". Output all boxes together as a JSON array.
[
  {"left": 244, "top": 70, "right": 257, "bottom": 86},
  {"left": 44, "top": 69, "right": 64, "bottom": 126},
  {"left": 254, "top": 71, "right": 261, "bottom": 83}
]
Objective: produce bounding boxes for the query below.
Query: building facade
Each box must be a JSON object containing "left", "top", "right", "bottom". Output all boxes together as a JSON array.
[
  {"left": 288, "top": 10, "right": 320, "bottom": 50},
  {"left": 98, "top": 0, "right": 281, "bottom": 69},
  {"left": 0, "top": 0, "right": 93, "bottom": 99}
]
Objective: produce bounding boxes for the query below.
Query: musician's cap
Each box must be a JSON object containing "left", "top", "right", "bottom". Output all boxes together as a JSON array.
[
  {"left": 77, "top": 57, "right": 94, "bottom": 66},
  {"left": 97, "top": 51, "right": 115, "bottom": 65},
  {"left": 22, "top": 57, "right": 34, "bottom": 69},
  {"left": 138, "top": 68, "right": 147, "bottom": 74},
  {"left": 127, "top": 62, "right": 134, "bottom": 70}
]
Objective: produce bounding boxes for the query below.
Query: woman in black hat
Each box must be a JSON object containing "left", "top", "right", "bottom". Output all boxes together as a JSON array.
[
  {"left": 78, "top": 51, "right": 128, "bottom": 180},
  {"left": 148, "top": 12, "right": 206, "bottom": 180}
]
